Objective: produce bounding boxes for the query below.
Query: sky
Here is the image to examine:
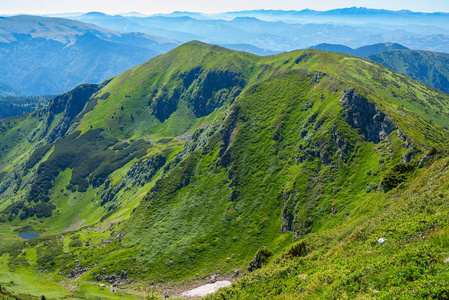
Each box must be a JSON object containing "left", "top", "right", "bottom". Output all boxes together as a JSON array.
[{"left": 1, "top": 0, "right": 448, "bottom": 15}]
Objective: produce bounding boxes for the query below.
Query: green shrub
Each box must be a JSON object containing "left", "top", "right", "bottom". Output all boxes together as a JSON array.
[
  {"left": 26, "top": 144, "right": 52, "bottom": 170},
  {"left": 69, "top": 239, "right": 83, "bottom": 248},
  {"left": 380, "top": 161, "right": 418, "bottom": 192},
  {"left": 301, "top": 100, "right": 314, "bottom": 111},
  {"left": 284, "top": 241, "right": 307, "bottom": 258},
  {"left": 24, "top": 129, "right": 151, "bottom": 219},
  {"left": 248, "top": 247, "right": 274, "bottom": 272}
]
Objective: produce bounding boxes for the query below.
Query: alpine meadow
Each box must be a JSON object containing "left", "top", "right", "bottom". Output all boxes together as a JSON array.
[{"left": 1, "top": 4, "right": 449, "bottom": 300}]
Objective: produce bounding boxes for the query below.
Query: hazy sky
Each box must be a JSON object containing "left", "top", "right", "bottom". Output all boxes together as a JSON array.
[{"left": 1, "top": 0, "right": 448, "bottom": 15}]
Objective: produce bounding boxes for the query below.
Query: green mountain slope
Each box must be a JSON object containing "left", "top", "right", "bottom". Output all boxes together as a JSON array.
[
  {"left": 368, "top": 50, "right": 449, "bottom": 94},
  {"left": 207, "top": 150, "right": 449, "bottom": 299},
  {"left": 0, "top": 42, "right": 449, "bottom": 298}
]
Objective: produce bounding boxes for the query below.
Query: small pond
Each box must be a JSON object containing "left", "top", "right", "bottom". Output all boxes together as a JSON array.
[{"left": 18, "top": 232, "right": 40, "bottom": 239}]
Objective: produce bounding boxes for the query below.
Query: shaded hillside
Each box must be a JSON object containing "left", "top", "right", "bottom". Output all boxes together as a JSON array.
[
  {"left": 368, "top": 50, "right": 449, "bottom": 94},
  {"left": 0, "top": 96, "right": 52, "bottom": 120},
  {"left": 0, "top": 42, "right": 449, "bottom": 298},
  {"left": 0, "top": 15, "right": 178, "bottom": 95}
]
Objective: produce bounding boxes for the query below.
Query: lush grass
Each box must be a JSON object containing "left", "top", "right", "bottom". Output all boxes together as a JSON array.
[
  {"left": 207, "top": 154, "right": 449, "bottom": 299},
  {"left": 0, "top": 42, "right": 449, "bottom": 297}
]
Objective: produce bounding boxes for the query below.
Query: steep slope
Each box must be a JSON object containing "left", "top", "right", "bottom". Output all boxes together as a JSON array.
[
  {"left": 0, "top": 15, "right": 178, "bottom": 95},
  {"left": 207, "top": 150, "right": 449, "bottom": 299},
  {"left": 368, "top": 50, "right": 449, "bottom": 94},
  {"left": 0, "top": 42, "right": 449, "bottom": 298}
]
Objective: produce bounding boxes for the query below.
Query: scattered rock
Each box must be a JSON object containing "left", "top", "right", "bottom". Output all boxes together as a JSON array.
[
  {"left": 99, "top": 283, "right": 105, "bottom": 287},
  {"left": 402, "top": 152, "right": 414, "bottom": 163},
  {"left": 233, "top": 269, "right": 239, "bottom": 277},
  {"left": 298, "top": 274, "right": 308, "bottom": 280},
  {"left": 313, "top": 72, "right": 324, "bottom": 83},
  {"left": 210, "top": 274, "right": 217, "bottom": 283},
  {"left": 120, "top": 269, "right": 128, "bottom": 280},
  {"left": 444, "top": 257, "right": 449, "bottom": 264},
  {"left": 377, "top": 238, "right": 386, "bottom": 245},
  {"left": 419, "top": 152, "right": 432, "bottom": 168}
]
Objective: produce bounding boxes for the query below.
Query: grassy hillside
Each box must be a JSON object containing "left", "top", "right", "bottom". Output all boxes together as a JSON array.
[
  {"left": 0, "top": 42, "right": 449, "bottom": 298},
  {"left": 368, "top": 50, "right": 449, "bottom": 94},
  {"left": 208, "top": 150, "right": 449, "bottom": 299}
]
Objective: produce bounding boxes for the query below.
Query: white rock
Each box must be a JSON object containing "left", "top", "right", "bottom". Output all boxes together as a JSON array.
[
  {"left": 377, "top": 238, "right": 386, "bottom": 245},
  {"left": 182, "top": 281, "right": 232, "bottom": 298}
]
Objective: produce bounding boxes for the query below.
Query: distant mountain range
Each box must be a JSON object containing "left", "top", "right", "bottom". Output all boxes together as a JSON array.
[
  {"left": 310, "top": 42, "right": 409, "bottom": 57},
  {"left": 218, "top": 7, "right": 449, "bottom": 29},
  {"left": 65, "top": 9, "right": 449, "bottom": 55},
  {"left": 0, "top": 15, "right": 179, "bottom": 95},
  {"left": 88, "top": 7, "right": 449, "bottom": 29}
]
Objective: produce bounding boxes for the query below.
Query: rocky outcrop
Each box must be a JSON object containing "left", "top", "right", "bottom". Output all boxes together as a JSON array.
[
  {"left": 69, "top": 260, "right": 98, "bottom": 280},
  {"left": 40, "top": 84, "right": 100, "bottom": 142},
  {"left": 94, "top": 268, "right": 132, "bottom": 286},
  {"left": 340, "top": 89, "right": 396, "bottom": 143}
]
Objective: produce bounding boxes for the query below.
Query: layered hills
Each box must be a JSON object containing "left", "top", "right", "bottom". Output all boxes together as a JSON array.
[
  {"left": 1, "top": 42, "right": 449, "bottom": 298},
  {"left": 68, "top": 9, "right": 449, "bottom": 54},
  {"left": 0, "top": 15, "right": 178, "bottom": 95},
  {"left": 310, "top": 42, "right": 409, "bottom": 57}
]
